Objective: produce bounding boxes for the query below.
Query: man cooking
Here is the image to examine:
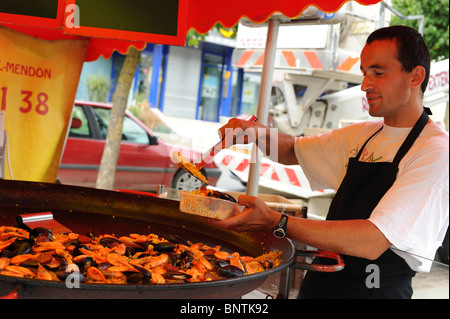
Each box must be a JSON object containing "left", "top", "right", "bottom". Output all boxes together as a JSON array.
[{"left": 206, "top": 25, "right": 449, "bottom": 299}]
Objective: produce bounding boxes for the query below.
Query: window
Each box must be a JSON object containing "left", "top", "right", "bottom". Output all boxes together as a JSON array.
[
  {"left": 122, "top": 116, "right": 150, "bottom": 144},
  {"left": 198, "top": 52, "right": 224, "bottom": 122},
  {"left": 69, "top": 105, "right": 92, "bottom": 138},
  {"left": 92, "top": 107, "right": 149, "bottom": 144},
  {"left": 240, "top": 73, "right": 261, "bottom": 115},
  {"left": 92, "top": 107, "right": 110, "bottom": 139}
]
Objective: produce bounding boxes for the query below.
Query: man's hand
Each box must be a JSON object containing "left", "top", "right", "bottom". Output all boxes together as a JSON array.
[
  {"left": 217, "top": 118, "right": 265, "bottom": 146},
  {"left": 205, "top": 195, "right": 392, "bottom": 260},
  {"left": 204, "top": 195, "right": 280, "bottom": 233}
]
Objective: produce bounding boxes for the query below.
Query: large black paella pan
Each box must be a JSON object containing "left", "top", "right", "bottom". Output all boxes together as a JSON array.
[{"left": 0, "top": 179, "right": 342, "bottom": 299}]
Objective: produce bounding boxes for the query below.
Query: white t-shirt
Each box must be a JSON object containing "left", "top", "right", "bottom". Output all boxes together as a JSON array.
[{"left": 294, "top": 120, "right": 449, "bottom": 272}]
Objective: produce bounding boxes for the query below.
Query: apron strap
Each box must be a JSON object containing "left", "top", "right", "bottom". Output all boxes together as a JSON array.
[
  {"left": 392, "top": 110, "right": 429, "bottom": 166},
  {"left": 356, "top": 126, "right": 383, "bottom": 160},
  {"left": 356, "top": 110, "right": 429, "bottom": 163}
]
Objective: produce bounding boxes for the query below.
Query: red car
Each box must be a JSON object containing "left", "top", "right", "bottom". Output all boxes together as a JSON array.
[{"left": 57, "top": 101, "right": 220, "bottom": 192}]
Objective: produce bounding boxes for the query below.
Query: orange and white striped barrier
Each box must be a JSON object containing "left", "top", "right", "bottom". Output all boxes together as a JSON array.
[
  {"left": 233, "top": 49, "right": 360, "bottom": 74},
  {"left": 214, "top": 148, "right": 335, "bottom": 199}
]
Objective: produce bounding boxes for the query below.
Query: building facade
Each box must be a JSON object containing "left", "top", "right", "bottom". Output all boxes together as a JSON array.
[{"left": 75, "top": 28, "right": 262, "bottom": 123}]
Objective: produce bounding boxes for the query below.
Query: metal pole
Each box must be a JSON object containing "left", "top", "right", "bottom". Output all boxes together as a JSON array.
[
  {"left": 379, "top": 1, "right": 424, "bottom": 35},
  {"left": 0, "top": 112, "right": 5, "bottom": 179},
  {"left": 0, "top": 135, "right": 5, "bottom": 179},
  {"left": 246, "top": 19, "right": 280, "bottom": 196}
]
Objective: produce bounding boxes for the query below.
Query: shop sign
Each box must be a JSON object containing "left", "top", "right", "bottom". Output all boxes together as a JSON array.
[
  {"left": 64, "top": 0, "right": 187, "bottom": 46},
  {"left": 0, "top": 26, "right": 87, "bottom": 182}
]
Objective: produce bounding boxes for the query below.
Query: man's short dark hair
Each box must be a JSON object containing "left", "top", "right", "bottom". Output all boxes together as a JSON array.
[{"left": 367, "top": 25, "right": 431, "bottom": 94}]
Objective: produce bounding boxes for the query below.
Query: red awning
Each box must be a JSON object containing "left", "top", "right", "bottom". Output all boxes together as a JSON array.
[
  {"left": 1, "top": 0, "right": 382, "bottom": 61},
  {"left": 2, "top": 24, "right": 147, "bottom": 62},
  {"left": 186, "top": 0, "right": 381, "bottom": 33}
]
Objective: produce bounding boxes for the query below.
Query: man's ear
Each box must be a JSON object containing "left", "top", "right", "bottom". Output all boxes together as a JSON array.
[{"left": 411, "top": 65, "right": 426, "bottom": 89}]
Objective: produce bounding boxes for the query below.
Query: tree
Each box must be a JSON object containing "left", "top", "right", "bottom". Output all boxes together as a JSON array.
[
  {"left": 96, "top": 46, "right": 141, "bottom": 190},
  {"left": 94, "top": 22, "right": 235, "bottom": 190},
  {"left": 86, "top": 75, "right": 110, "bottom": 103},
  {"left": 187, "top": 23, "right": 237, "bottom": 47},
  {"left": 390, "top": 0, "right": 449, "bottom": 61}
]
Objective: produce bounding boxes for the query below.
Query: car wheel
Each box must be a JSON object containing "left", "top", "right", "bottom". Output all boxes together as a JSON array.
[{"left": 171, "top": 169, "right": 205, "bottom": 192}]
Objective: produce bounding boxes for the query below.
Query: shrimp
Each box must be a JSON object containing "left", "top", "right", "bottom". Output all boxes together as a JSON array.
[
  {"left": 144, "top": 254, "right": 168, "bottom": 269},
  {"left": 86, "top": 267, "right": 108, "bottom": 283}
]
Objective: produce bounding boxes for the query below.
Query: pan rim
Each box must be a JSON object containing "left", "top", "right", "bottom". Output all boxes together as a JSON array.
[{"left": 0, "top": 249, "right": 294, "bottom": 292}]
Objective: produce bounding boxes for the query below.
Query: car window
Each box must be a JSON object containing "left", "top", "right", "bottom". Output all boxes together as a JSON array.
[
  {"left": 92, "top": 107, "right": 110, "bottom": 139},
  {"left": 92, "top": 107, "right": 150, "bottom": 144},
  {"left": 69, "top": 105, "right": 92, "bottom": 138},
  {"left": 122, "top": 116, "right": 150, "bottom": 144}
]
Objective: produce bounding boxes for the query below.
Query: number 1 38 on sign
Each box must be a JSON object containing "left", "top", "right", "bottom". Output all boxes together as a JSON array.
[{"left": 1, "top": 86, "right": 49, "bottom": 115}]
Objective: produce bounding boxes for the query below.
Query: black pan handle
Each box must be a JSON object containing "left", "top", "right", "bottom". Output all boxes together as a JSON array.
[{"left": 291, "top": 250, "right": 344, "bottom": 272}]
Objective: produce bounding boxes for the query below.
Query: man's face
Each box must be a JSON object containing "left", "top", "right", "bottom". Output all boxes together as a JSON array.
[{"left": 360, "top": 39, "right": 415, "bottom": 125}]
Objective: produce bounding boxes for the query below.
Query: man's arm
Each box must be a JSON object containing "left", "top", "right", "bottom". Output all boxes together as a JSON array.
[
  {"left": 218, "top": 119, "right": 298, "bottom": 165},
  {"left": 206, "top": 196, "right": 392, "bottom": 260},
  {"left": 285, "top": 217, "right": 392, "bottom": 260}
]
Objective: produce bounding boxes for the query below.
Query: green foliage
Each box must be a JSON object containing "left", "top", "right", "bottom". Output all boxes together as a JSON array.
[
  {"left": 390, "top": 0, "right": 449, "bottom": 61},
  {"left": 187, "top": 23, "right": 238, "bottom": 47},
  {"left": 86, "top": 75, "right": 110, "bottom": 103}
]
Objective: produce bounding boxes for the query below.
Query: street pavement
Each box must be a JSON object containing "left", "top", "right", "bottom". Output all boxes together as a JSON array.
[{"left": 412, "top": 262, "right": 449, "bottom": 299}]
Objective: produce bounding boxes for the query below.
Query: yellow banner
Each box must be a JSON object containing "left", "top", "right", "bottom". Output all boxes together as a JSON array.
[{"left": 0, "top": 26, "right": 87, "bottom": 182}]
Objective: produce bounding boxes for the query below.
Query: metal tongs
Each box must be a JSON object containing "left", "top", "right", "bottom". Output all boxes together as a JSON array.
[{"left": 179, "top": 115, "right": 258, "bottom": 184}]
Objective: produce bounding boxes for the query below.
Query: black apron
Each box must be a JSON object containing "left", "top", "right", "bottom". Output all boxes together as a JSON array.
[{"left": 299, "top": 110, "right": 429, "bottom": 299}]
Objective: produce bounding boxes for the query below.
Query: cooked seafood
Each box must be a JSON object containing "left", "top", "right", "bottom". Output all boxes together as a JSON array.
[
  {"left": 172, "top": 151, "right": 208, "bottom": 184},
  {"left": 0, "top": 225, "right": 282, "bottom": 285},
  {"left": 192, "top": 186, "right": 237, "bottom": 203}
]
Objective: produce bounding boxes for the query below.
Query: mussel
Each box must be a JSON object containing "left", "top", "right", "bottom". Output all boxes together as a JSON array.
[
  {"left": 152, "top": 242, "right": 177, "bottom": 252},
  {"left": 216, "top": 260, "right": 230, "bottom": 268},
  {"left": 131, "top": 264, "right": 153, "bottom": 283},
  {"left": 63, "top": 239, "right": 79, "bottom": 250},
  {"left": 162, "top": 272, "right": 192, "bottom": 281},
  {"left": 99, "top": 237, "right": 121, "bottom": 248},
  {"left": 72, "top": 243, "right": 91, "bottom": 257},
  {"left": 76, "top": 256, "right": 95, "bottom": 272},
  {"left": 197, "top": 186, "right": 237, "bottom": 203},
  {"left": 166, "top": 252, "right": 177, "bottom": 266},
  {"left": 1, "top": 238, "right": 34, "bottom": 258},
  {"left": 210, "top": 190, "right": 237, "bottom": 203},
  {"left": 30, "top": 227, "right": 53, "bottom": 241},
  {"left": 164, "top": 235, "right": 191, "bottom": 247},
  {"left": 178, "top": 254, "right": 194, "bottom": 270},
  {"left": 218, "top": 265, "right": 245, "bottom": 278},
  {"left": 124, "top": 271, "right": 145, "bottom": 284}
]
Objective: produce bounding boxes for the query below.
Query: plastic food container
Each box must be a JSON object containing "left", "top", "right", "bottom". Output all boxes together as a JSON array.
[{"left": 179, "top": 192, "right": 244, "bottom": 220}]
